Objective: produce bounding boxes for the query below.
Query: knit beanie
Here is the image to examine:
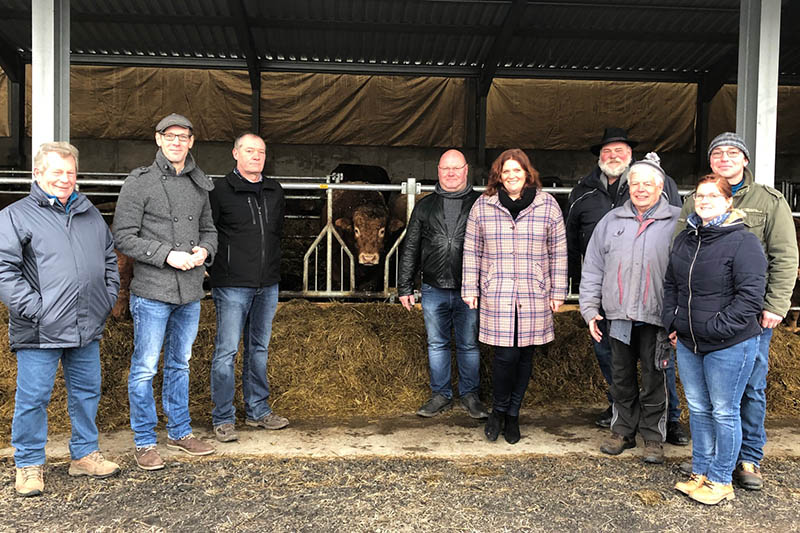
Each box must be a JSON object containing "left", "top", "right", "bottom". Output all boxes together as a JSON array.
[
  {"left": 629, "top": 152, "right": 666, "bottom": 183},
  {"left": 707, "top": 132, "right": 751, "bottom": 161}
]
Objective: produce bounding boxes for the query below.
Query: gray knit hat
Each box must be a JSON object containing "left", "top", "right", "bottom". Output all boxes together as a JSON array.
[
  {"left": 707, "top": 132, "right": 750, "bottom": 161},
  {"left": 629, "top": 152, "right": 666, "bottom": 183}
]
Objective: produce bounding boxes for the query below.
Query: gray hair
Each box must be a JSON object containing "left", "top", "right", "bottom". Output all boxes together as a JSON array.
[
  {"left": 233, "top": 132, "right": 265, "bottom": 150},
  {"left": 33, "top": 142, "right": 80, "bottom": 173},
  {"left": 628, "top": 152, "right": 665, "bottom": 186}
]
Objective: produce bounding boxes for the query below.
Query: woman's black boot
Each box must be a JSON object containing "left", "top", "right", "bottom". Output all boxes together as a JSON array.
[
  {"left": 484, "top": 410, "right": 504, "bottom": 441},
  {"left": 503, "top": 414, "right": 520, "bottom": 444}
]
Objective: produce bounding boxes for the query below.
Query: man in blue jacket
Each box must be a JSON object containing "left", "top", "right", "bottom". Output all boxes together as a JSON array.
[
  {"left": 0, "top": 142, "right": 121, "bottom": 497},
  {"left": 566, "top": 127, "right": 688, "bottom": 447},
  {"left": 207, "top": 133, "right": 288, "bottom": 443}
]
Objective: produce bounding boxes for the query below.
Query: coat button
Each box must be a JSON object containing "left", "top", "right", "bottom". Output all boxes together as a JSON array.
[
  {"left": 175, "top": 242, "right": 181, "bottom": 247},
  {"left": 188, "top": 215, "right": 193, "bottom": 220},
  {"left": 173, "top": 217, "right": 179, "bottom": 222},
  {"left": 190, "top": 240, "right": 195, "bottom": 246},
  {"left": 146, "top": 251, "right": 151, "bottom": 256},
  {"left": 161, "top": 176, "right": 167, "bottom": 180}
]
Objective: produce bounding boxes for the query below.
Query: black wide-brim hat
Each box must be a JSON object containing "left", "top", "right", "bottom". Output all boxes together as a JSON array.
[{"left": 590, "top": 127, "right": 639, "bottom": 155}]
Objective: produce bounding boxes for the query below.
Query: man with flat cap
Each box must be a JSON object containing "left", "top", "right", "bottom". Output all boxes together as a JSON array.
[
  {"left": 113, "top": 113, "right": 218, "bottom": 470},
  {"left": 565, "top": 127, "right": 688, "bottom": 446}
]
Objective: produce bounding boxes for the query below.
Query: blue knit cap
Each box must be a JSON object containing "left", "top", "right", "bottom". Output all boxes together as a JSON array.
[{"left": 707, "top": 132, "right": 750, "bottom": 161}]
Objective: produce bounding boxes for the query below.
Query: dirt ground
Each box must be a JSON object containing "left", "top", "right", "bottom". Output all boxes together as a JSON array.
[{"left": 2, "top": 454, "right": 799, "bottom": 533}]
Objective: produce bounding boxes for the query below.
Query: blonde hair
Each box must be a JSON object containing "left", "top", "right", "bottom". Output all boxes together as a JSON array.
[{"left": 33, "top": 142, "right": 79, "bottom": 173}]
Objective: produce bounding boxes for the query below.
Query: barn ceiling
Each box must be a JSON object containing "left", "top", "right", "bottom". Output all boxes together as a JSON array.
[{"left": 0, "top": 0, "right": 798, "bottom": 88}]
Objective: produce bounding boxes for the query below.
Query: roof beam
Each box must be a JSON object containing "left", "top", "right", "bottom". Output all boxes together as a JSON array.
[
  {"left": 478, "top": 0, "right": 527, "bottom": 96},
  {"left": 0, "top": 28, "right": 24, "bottom": 82},
  {"left": 229, "top": 0, "right": 260, "bottom": 90}
]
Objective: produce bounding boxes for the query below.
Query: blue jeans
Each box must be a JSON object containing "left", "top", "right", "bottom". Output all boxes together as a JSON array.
[
  {"left": 676, "top": 336, "right": 758, "bottom": 484},
  {"left": 12, "top": 341, "right": 102, "bottom": 467},
  {"left": 211, "top": 285, "right": 279, "bottom": 426},
  {"left": 738, "top": 327, "right": 772, "bottom": 467},
  {"left": 421, "top": 283, "right": 480, "bottom": 398},
  {"left": 128, "top": 294, "right": 201, "bottom": 448}
]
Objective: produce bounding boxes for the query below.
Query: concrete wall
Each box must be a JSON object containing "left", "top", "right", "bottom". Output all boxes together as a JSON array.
[{"left": 2, "top": 137, "right": 799, "bottom": 189}]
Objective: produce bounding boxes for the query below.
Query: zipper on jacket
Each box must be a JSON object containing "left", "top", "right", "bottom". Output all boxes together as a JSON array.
[
  {"left": 687, "top": 232, "right": 702, "bottom": 353},
  {"left": 247, "top": 197, "right": 258, "bottom": 225},
  {"left": 255, "top": 195, "right": 266, "bottom": 283}
]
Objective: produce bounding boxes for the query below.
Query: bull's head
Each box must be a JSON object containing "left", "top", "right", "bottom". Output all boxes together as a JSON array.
[{"left": 335, "top": 205, "right": 403, "bottom": 265}]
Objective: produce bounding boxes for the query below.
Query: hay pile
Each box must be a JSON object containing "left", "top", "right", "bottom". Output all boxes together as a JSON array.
[{"left": 2, "top": 300, "right": 800, "bottom": 443}]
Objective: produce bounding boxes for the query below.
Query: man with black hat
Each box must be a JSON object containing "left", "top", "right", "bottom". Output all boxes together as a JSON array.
[
  {"left": 565, "top": 127, "right": 687, "bottom": 446},
  {"left": 113, "top": 113, "right": 218, "bottom": 470},
  {"left": 675, "top": 132, "right": 798, "bottom": 490}
]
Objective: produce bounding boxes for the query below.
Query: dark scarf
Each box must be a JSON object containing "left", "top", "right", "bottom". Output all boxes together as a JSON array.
[{"left": 498, "top": 187, "right": 536, "bottom": 220}]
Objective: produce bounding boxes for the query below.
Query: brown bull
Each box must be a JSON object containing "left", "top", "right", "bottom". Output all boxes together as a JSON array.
[{"left": 331, "top": 186, "right": 404, "bottom": 266}]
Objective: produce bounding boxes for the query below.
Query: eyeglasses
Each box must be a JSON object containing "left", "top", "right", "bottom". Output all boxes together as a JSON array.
[
  {"left": 694, "top": 193, "right": 726, "bottom": 201},
  {"left": 438, "top": 163, "right": 467, "bottom": 173},
  {"left": 160, "top": 132, "right": 192, "bottom": 143},
  {"left": 710, "top": 149, "right": 743, "bottom": 160}
]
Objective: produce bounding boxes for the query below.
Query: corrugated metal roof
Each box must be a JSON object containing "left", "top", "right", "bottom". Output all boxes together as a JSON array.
[{"left": 0, "top": 0, "right": 797, "bottom": 82}]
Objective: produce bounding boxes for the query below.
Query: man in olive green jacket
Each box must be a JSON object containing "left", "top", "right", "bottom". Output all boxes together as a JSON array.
[{"left": 675, "top": 132, "right": 798, "bottom": 491}]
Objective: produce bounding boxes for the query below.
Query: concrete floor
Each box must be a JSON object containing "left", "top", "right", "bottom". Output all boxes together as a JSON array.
[{"left": 3, "top": 407, "right": 799, "bottom": 462}]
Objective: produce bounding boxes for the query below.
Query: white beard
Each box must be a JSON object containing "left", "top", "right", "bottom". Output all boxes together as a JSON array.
[{"left": 598, "top": 155, "right": 632, "bottom": 178}]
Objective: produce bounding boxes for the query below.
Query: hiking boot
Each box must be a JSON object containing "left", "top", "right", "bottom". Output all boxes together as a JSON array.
[
  {"left": 214, "top": 423, "right": 239, "bottom": 442},
  {"left": 68, "top": 451, "right": 120, "bottom": 478},
  {"left": 15, "top": 465, "right": 44, "bottom": 497},
  {"left": 689, "top": 480, "right": 735, "bottom": 505},
  {"left": 166, "top": 434, "right": 215, "bottom": 456},
  {"left": 600, "top": 432, "right": 636, "bottom": 455},
  {"left": 460, "top": 393, "right": 489, "bottom": 419},
  {"left": 246, "top": 413, "right": 290, "bottom": 430},
  {"left": 416, "top": 394, "right": 452, "bottom": 418},
  {"left": 503, "top": 414, "right": 521, "bottom": 444},
  {"left": 643, "top": 440, "right": 665, "bottom": 464},
  {"left": 733, "top": 462, "right": 763, "bottom": 491},
  {"left": 666, "top": 421, "right": 690, "bottom": 446},
  {"left": 134, "top": 446, "right": 165, "bottom": 471},
  {"left": 484, "top": 409, "right": 504, "bottom": 442},
  {"left": 675, "top": 473, "right": 707, "bottom": 495},
  {"left": 678, "top": 461, "right": 693, "bottom": 476},
  {"left": 595, "top": 406, "right": 613, "bottom": 428}
]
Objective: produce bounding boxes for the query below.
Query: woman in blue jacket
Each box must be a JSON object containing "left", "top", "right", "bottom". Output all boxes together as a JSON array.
[{"left": 663, "top": 174, "right": 767, "bottom": 505}]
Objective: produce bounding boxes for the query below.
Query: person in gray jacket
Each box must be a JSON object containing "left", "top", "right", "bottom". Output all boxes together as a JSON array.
[
  {"left": 113, "top": 113, "right": 218, "bottom": 470},
  {"left": 0, "top": 142, "right": 121, "bottom": 497},
  {"left": 579, "top": 154, "right": 680, "bottom": 465}
]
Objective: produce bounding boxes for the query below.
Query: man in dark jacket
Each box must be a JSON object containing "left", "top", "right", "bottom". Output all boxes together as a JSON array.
[
  {"left": 113, "top": 113, "right": 218, "bottom": 470},
  {"left": 398, "top": 149, "right": 486, "bottom": 419},
  {"left": 565, "top": 127, "right": 688, "bottom": 446},
  {"left": 0, "top": 142, "right": 120, "bottom": 497},
  {"left": 207, "top": 133, "right": 287, "bottom": 443}
]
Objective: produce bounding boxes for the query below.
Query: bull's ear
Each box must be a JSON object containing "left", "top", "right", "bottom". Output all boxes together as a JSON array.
[
  {"left": 389, "top": 217, "right": 405, "bottom": 232},
  {"left": 335, "top": 218, "right": 353, "bottom": 231}
]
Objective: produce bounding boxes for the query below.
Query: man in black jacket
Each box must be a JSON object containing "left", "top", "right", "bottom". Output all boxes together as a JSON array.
[
  {"left": 398, "top": 149, "right": 486, "bottom": 419},
  {"left": 565, "top": 127, "right": 688, "bottom": 446},
  {"left": 208, "top": 133, "right": 288, "bottom": 443}
]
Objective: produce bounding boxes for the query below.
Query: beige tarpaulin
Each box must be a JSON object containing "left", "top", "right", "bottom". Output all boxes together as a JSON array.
[
  {"left": 0, "top": 69, "right": 8, "bottom": 137},
  {"left": 709, "top": 84, "right": 800, "bottom": 155},
  {"left": 487, "top": 79, "right": 697, "bottom": 152},
  {"left": 259, "top": 72, "right": 467, "bottom": 147}
]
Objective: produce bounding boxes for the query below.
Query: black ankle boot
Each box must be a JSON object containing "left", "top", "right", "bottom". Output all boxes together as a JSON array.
[
  {"left": 503, "top": 414, "right": 520, "bottom": 444},
  {"left": 484, "top": 410, "right": 504, "bottom": 441}
]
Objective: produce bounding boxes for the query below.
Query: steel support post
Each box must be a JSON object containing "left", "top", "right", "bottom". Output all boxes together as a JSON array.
[{"left": 32, "top": 0, "right": 70, "bottom": 150}]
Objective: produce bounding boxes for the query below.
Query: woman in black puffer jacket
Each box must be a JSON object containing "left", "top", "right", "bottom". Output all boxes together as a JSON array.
[{"left": 663, "top": 173, "right": 767, "bottom": 506}]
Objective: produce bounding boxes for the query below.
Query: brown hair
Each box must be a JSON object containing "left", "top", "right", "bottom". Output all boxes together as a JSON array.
[
  {"left": 695, "top": 173, "right": 733, "bottom": 199},
  {"left": 485, "top": 149, "right": 541, "bottom": 196}
]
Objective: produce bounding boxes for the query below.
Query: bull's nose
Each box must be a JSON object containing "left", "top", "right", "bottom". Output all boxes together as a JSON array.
[{"left": 358, "top": 253, "right": 380, "bottom": 265}]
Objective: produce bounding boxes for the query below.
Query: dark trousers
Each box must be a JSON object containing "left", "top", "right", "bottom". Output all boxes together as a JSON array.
[
  {"left": 491, "top": 313, "right": 534, "bottom": 417},
  {"left": 608, "top": 323, "right": 667, "bottom": 443}
]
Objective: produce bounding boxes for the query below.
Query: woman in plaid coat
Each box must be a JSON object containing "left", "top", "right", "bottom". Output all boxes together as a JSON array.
[{"left": 462, "top": 149, "right": 568, "bottom": 444}]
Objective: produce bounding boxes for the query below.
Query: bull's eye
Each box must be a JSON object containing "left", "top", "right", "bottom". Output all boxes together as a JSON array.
[
  {"left": 354, "top": 227, "right": 360, "bottom": 237},
  {"left": 378, "top": 228, "right": 385, "bottom": 238}
]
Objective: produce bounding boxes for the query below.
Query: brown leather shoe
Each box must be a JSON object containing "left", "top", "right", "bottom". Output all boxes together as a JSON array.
[
  {"left": 689, "top": 480, "right": 735, "bottom": 505},
  {"left": 733, "top": 462, "right": 763, "bottom": 491},
  {"left": 642, "top": 440, "right": 664, "bottom": 464},
  {"left": 600, "top": 432, "right": 636, "bottom": 455},
  {"left": 69, "top": 450, "right": 120, "bottom": 478},
  {"left": 15, "top": 465, "right": 44, "bottom": 497},
  {"left": 675, "top": 473, "right": 706, "bottom": 495},
  {"left": 166, "top": 434, "right": 215, "bottom": 456},
  {"left": 134, "top": 446, "right": 165, "bottom": 471}
]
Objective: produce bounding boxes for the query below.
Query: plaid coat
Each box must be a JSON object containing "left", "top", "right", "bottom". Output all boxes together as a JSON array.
[{"left": 462, "top": 191, "right": 568, "bottom": 347}]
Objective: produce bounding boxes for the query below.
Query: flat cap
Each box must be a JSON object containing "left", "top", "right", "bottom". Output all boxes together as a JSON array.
[{"left": 156, "top": 113, "right": 193, "bottom": 132}]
